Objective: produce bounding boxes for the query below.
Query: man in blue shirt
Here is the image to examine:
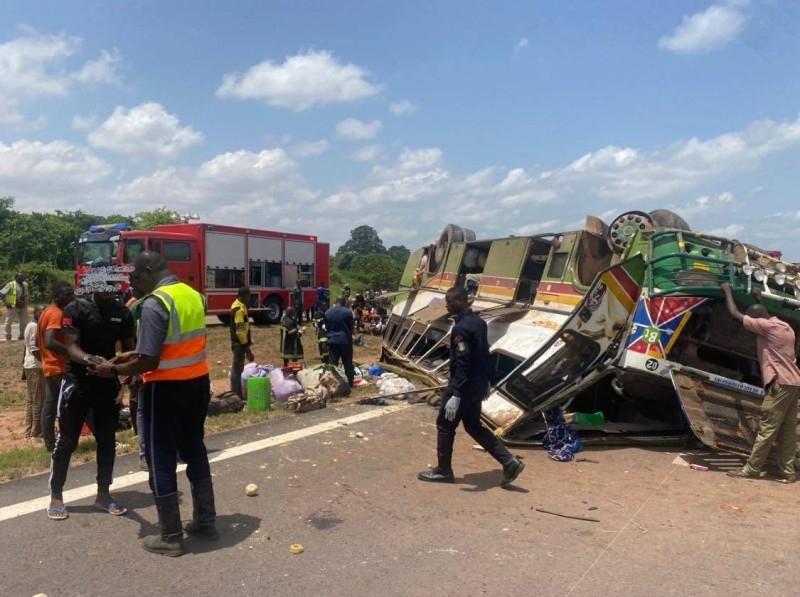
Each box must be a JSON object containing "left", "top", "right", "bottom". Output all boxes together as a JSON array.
[
  {"left": 324, "top": 296, "right": 355, "bottom": 388},
  {"left": 316, "top": 283, "right": 330, "bottom": 311}
]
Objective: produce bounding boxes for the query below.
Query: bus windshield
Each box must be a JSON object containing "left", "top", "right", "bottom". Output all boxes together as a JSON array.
[{"left": 76, "top": 241, "right": 118, "bottom": 266}]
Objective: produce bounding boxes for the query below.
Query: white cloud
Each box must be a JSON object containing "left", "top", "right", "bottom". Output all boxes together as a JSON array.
[
  {"left": 88, "top": 102, "right": 203, "bottom": 159},
  {"left": 71, "top": 114, "right": 98, "bottom": 132},
  {"left": 513, "top": 220, "right": 560, "bottom": 236},
  {"left": 216, "top": 50, "right": 381, "bottom": 111},
  {"left": 675, "top": 191, "right": 735, "bottom": 217},
  {"left": 0, "top": 30, "right": 122, "bottom": 96},
  {"left": 0, "top": 97, "right": 23, "bottom": 125},
  {"left": 0, "top": 139, "right": 112, "bottom": 207},
  {"left": 72, "top": 48, "right": 122, "bottom": 84},
  {"left": 197, "top": 148, "right": 295, "bottom": 187},
  {"left": 705, "top": 223, "right": 744, "bottom": 237},
  {"left": 290, "top": 139, "right": 330, "bottom": 158},
  {"left": 515, "top": 37, "right": 529, "bottom": 52},
  {"left": 389, "top": 100, "right": 418, "bottom": 116},
  {"left": 352, "top": 144, "right": 382, "bottom": 162},
  {"left": 336, "top": 117, "right": 382, "bottom": 140},
  {"left": 397, "top": 147, "right": 442, "bottom": 171},
  {"left": 659, "top": 1, "right": 748, "bottom": 53}
]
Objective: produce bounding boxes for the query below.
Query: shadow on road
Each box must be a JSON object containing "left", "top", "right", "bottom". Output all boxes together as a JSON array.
[
  {"left": 457, "top": 470, "right": 529, "bottom": 494},
  {"left": 68, "top": 489, "right": 261, "bottom": 553}
]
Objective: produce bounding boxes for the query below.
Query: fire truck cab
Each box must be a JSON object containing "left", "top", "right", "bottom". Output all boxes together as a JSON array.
[{"left": 75, "top": 222, "right": 329, "bottom": 324}]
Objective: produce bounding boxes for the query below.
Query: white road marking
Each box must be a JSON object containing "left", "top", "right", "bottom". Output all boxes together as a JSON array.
[{"left": 0, "top": 403, "right": 409, "bottom": 523}]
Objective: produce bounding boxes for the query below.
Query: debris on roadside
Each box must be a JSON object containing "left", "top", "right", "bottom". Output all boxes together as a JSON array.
[
  {"left": 690, "top": 464, "right": 710, "bottom": 472},
  {"left": 246, "top": 483, "right": 259, "bottom": 497},
  {"left": 541, "top": 408, "right": 583, "bottom": 462},
  {"left": 535, "top": 507, "right": 599, "bottom": 523},
  {"left": 289, "top": 544, "right": 305, "bottom": 554}
]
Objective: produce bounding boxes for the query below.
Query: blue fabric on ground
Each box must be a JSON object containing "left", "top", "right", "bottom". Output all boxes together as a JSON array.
[{"left": 542, "top": 408, "right": 583, "bottom": 462}]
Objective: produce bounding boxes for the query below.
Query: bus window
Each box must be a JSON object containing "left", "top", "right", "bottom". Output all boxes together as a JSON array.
[
  {"left": 123, "top": 240, "right": 145, "bottom": 263},
  {"left": 163, "top": 241, "right": 191, "bottom": 261}
]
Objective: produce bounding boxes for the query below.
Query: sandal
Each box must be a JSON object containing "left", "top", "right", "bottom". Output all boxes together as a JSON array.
[
  {"left": 47, "top": 506, "right": 69, "bottom": 521},
  {"left": 94, "top": 500, "right": 127, "bottom": 516}
]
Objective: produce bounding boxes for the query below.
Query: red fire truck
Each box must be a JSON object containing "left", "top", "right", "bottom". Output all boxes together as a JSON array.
[{"left": 75, "top": 222, "right": 329, "bottom": 324}]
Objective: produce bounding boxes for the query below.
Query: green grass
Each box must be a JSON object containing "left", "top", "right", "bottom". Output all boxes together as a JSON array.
[{"left": 0, "top": 391, "right": 26, "bottom": 408}]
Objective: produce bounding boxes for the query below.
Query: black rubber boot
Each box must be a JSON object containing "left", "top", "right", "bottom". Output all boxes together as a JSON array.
[
  {"left": 501, "top": 458, "right": 525, "bottom": 487},
  {"left": 417, "top": 467, "right": 455, "bottom": 483},
  {"left": 184, "top": 477, "right": 219, "bottom": 541},
  {"left": 143, "top": 494, "right": 185, "bottom": 557}
]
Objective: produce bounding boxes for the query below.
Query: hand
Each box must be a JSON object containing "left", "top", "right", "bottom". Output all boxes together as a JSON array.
[
  {"left": 112, "top": 351, "right": 136, "bottom": 364},
  {"left": 444, "top": 395, "right": 461, "bottom": 422},
  {"left": 246, "top": 349, "right": 255, "bottom": 362},
  {"left": 89, "top": 357, "right": 115, "bottom": 378}
]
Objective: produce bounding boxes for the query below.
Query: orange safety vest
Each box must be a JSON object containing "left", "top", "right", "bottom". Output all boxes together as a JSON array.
[{"left": 142, "top": 281, "right": 209, "bottom": 382}]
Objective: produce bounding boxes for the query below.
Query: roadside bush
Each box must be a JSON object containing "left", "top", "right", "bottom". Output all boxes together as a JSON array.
[{"left": 0, "top": 262, "right": 73, "bottom": 304}]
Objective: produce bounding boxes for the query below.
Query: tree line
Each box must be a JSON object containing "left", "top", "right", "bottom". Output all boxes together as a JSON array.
[
  {"left": 0, "top": 197, "right": 181, "bottom": 302},
  {"left": 332, "top": 225, "right": 410, "bottom": 293}
]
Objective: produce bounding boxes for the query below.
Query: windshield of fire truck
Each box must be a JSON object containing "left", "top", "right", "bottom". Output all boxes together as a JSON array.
[{"left": 76, "top": 240, "right": 118, "bottom": 266}]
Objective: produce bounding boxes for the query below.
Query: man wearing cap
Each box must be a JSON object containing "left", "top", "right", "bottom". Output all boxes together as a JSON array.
[
  {"left": 92, "top": 252, "right": 217, "bottom": 556},
  {"left": 1, "top": 272, "right": 29, "bottom": 341}
]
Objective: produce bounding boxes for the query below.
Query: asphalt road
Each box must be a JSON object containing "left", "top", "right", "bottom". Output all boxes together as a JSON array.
[{"left": 0, "top": 401, "right": 797, "bottom": 597}]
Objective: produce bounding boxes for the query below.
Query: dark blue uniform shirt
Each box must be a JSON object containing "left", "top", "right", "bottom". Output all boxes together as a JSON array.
[
  {"left": 324, "top": 305, "right": 354, "bottom": 345},
  {"left": 447, "top": 309, "right": 491, "bottom": 404}
]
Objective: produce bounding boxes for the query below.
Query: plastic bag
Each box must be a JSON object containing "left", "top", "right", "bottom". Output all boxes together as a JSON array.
[{"left": 269, "top": 368, "right": 303, "bottom": 402}]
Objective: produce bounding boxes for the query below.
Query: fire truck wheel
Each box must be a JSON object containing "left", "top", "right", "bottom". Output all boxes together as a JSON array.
[{"left": 259, "top": 296, "right": 283, "bottom": 325}]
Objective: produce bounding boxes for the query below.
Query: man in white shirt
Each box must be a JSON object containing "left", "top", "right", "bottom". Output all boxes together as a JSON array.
[{"left": 23, "top": 305, "right": 44, "bottom": 440}]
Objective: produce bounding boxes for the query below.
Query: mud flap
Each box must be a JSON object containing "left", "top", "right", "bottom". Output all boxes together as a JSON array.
[
  {"left": 482, "top": 255, "right": 646, "bottom": 436},
  {"left": 668, "top": 366, "right": 779, "bottom": 456}
]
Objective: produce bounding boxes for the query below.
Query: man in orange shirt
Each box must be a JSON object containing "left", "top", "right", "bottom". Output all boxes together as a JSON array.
[{"left": 38, "top": 282, "right": 74, "bottom": 452}]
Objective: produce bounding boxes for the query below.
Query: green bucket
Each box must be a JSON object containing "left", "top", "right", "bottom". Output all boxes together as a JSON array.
[{"left": 247, "top": 377, "right": 271, "bottom": 413}]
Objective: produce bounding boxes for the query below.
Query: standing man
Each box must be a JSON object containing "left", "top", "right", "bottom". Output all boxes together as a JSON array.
[
  {"left": 1, "top": 272, "right": 29, "bottom": 341},
  {"left": 47, "top": 287, "right": 135, "bottom": 520},
  {"left": 92, "top": 252, "right": 217, "bottom": 556},
  {"left": 721, "top": 282, "right": 800, "bottom": 483},
  {"left": 418, "top": 287, "right": 525, "bottom": 486},
  {"left": 38, "top": 281, "right": 74, "bottom": 453},
  {"left": 22, "top": 305, "right": 45, "bottom": 440},
  {"left": 230, "top": 287, "right": 253, "bottom": 398},
  {"left": 280, "top": 306, "right": 304, "bottom": 367},
  {"left": 324, "top": 296, "right": 355, "bottom": 389},
  {"left": 293, "top": 280, "right": 304, "bottom": 323},
  {"left": 316, "top": 282, "right": 329, "bottom": 312}
]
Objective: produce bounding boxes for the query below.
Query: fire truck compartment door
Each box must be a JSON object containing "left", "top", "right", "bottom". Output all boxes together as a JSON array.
[
  {"left": 248, "top": 236, "right": 283, "bottom": 262},
  {"left": 483, "top": 256, "right": 646, "bottom": 432},
  {"left": 206, "top": 232, "right": 245, "bottom": 269},
  {"left": 285, "top": 240, "right": 315, "bottom": 265},
  {"left": 668, "top": 367, "right": 789, "bottom": 456}
]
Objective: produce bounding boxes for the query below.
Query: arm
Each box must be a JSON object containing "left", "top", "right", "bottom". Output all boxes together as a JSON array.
[
  {"left": 29, "top": 328, "right": 41, "bottom": 361},
  {"left": 45, "top": 328, "right": 68, "bottom": 355},
  {"left": 233, "top": 306, "right": 250, "bottom": 345},
  {"left": 91, "top": 300, "right": 163, "bottom": 377},
  {"left": 447, "top": 332, "right": 471, "bottom": 399},
  {"left": 720, "top": 282, "right": 744, "bottom": 323}
]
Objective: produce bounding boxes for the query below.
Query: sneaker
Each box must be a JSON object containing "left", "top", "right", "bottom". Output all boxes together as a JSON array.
[
  {"left": 774, "top": 476, "right": 796, "bottom": 485},
  {"left": 726, "top": 469, "right": 763, "bottom": 480}
]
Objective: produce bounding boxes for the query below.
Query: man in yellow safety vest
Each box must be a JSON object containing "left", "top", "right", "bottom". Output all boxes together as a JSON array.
[
  {"left": 1, "top": 272, "right": 30, "bottom": 341},
  {"left": 92, "top": 252, "right": 216, "bottom": 556}
]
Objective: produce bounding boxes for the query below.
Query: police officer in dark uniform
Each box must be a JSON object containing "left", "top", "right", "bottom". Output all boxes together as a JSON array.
[
  {"left": 46, "top": 286, "right": 135, "bottom": 520},
  {"left": 418, "top": 286, "right": 525, "bottom": 486}
]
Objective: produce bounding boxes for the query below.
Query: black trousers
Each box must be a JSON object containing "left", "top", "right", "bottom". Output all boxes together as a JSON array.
[
  {"left": 328, "top": 343, "right": 355, "bottom": 386},
  {"left": 436, "top": 397, "right": 513, "bottom": 472},
  {"left": 41, "top": 374, "right": 63, "bottom": 452},
  {"left": 230, "top": 344, "right": 247, "bottom": 398},
  {"left": 142, "top": 375, "right": 212, "bottom": 497},
  {"left": 49, "top": 375, "right": 120, "bottom": 498}
]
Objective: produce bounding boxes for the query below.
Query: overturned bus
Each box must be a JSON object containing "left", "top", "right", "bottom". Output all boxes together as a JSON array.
[{"left": 382, "top": 211, "right": 800, "bottom": 457}]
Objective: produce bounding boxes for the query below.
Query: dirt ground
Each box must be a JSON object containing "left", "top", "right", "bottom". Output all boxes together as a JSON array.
[{"left": 0, "top": 318, "right": 383, "bottom": 453}]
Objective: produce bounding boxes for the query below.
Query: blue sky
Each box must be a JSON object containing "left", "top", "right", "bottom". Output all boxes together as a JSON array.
[{"left": 1, "top": 0, "right": 800, "bottom": 257}]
